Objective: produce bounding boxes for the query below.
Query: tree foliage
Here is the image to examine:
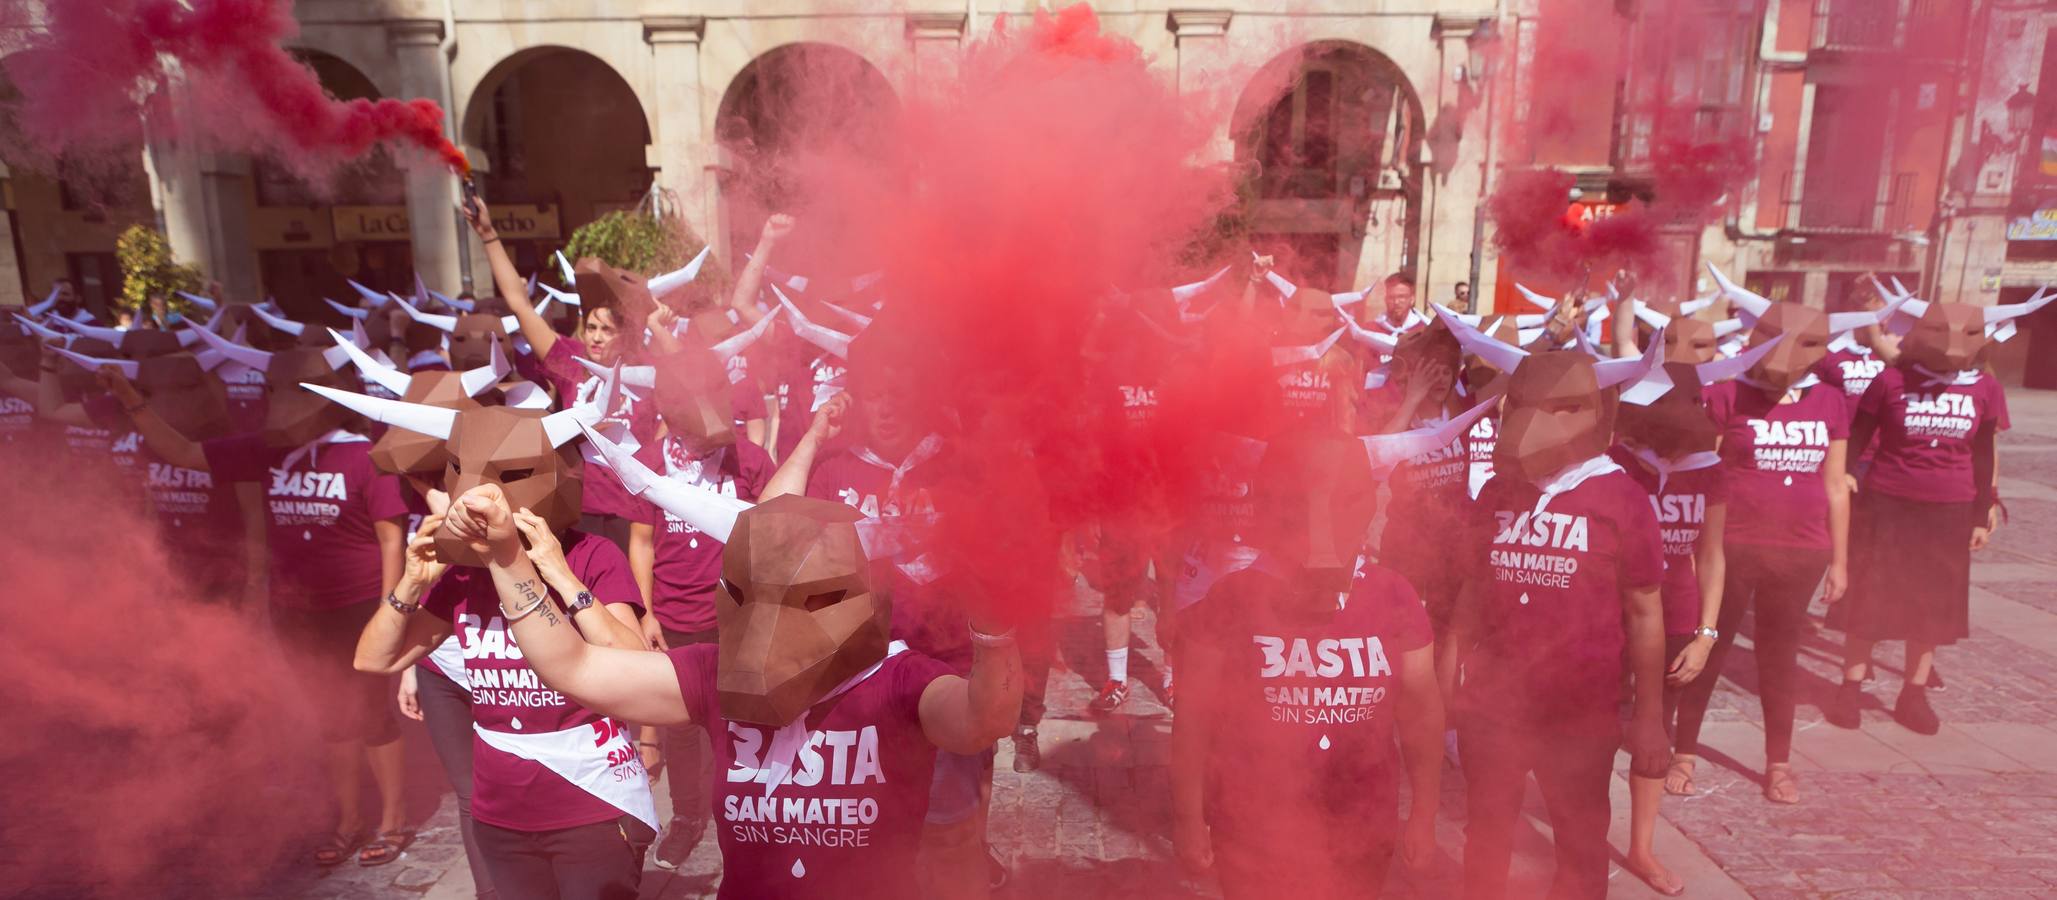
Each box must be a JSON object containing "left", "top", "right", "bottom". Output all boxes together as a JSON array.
[{"left": 115, "top": 225, "right": 205, "bottom": 313}]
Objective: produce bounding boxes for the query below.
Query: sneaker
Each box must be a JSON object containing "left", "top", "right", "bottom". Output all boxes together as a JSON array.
[
  {"left": 1927, "top": 666, "right": 1946, "bottom": 692},
  {"left": 1161, "top": 671, "right": 1176, "bottom": 712},
  {"left": 1011, "top": 727, "right": 1041, "bottom": 773},
  {"left": 1826, "top": 679, "right": 1865, "bottom": 729},
  {"left": 1893, "top": 682, "right": 1940, "bottom": 735},
  {"left": 652, "top": 817, "right": 703, "bottom": 871},
  {"left": 1088, "top": 680, "right": 1130, "bottom": 715},
  {"left": 986, "top": 843, "right": 1009, "bottom": 890}
]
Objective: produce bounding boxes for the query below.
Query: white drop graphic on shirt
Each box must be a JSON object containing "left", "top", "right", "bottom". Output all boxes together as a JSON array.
[
  {"left": 792, "top": 859, "right": 806, "bottom": 878},
  {"left": 1930, "top": 439, "right": 1939, "bottom": 448},
  {"left": 1782, "top": 476, "right": 1793, "bottom": 486},
  {"left": 302, "top": 530, "right": 312, "bottom": 541},
  {"left": 1518, "top": 593, "right": 1531, "bottom": 606},
  {"left": 511, "top": 717, "right": 523, "bottom": 731},
  {"left": 689, "top": 537, "right": 699, "bottom": 549},
  {"left": 1318, "top": 735, "right": 1331, "bottom": 751}
]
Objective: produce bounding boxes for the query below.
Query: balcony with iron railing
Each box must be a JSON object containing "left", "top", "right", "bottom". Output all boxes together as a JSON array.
[
  {"left": 1775, "top": 170, "right": 1922, "bottom": 235},
  {"left": 1810, "top": 0, "right": 1963, "bottom": 56}
]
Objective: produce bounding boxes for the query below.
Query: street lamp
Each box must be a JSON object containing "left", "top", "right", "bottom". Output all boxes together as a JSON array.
[{"left": 2006, "top": 84, "right": 2037, "bottom": 139}]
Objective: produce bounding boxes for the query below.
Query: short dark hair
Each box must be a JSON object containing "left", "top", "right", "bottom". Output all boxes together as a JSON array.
[
  {"left": 1383, "top": 272, "right": 1417, "bottom": 290},
  {"left": 1455, "top": 281, "right": 1470, "bottom": 289}
]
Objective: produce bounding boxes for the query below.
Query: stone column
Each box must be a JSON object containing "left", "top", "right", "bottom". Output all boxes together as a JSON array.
[
  {"left": 645, "top": 17, "right": 712, "bottom": 245},
  {"left": 386, "top": 19, "right": 462, "bottom": 295},
  {"left": 150, "top": 120, "right": 261, "bottom": 304},
  {"left": 1427, "top": 13, "right": 1493, "bottom": 312},
  {"left": 0, "top": 162, "right": 22, "bottom": 306},
  {"left": 1168, "top": 10, "right": 1235, "bottom": 164}
]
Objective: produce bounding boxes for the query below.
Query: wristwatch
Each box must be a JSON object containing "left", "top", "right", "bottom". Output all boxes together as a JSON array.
[
  {"left": 1693, "top": 626, "right": 1719, "bottom": 641},
  {"left": 565, "top": 590, "right": 595, "bottom": 614}
]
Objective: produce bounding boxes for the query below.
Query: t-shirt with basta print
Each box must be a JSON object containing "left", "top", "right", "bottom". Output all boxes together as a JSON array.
[
  {"left": 1184, "top": 563, "right": 1428, "bottom": 859},
  {"left": 1361, "top": 387, "right": 1471, "bottom": 579},
  {"left": 805, "top": 443, "right": 966, "bottom": 668},
  {"left": 1704, "top": 380, "right": 1848, "bottom": 550},
  {"left": 1609, "top": 445, "right": 1726, "bottom": 635},
  {"left": 1462, "top": 468, "right": 1665, "bottom": 730},
  {"left": 202, "top": 433, "right": 409, "bottom": 608},
  {"left": 630, "top": 437, "right": 775, "bottom": 633},
  {"left": 667, "top": 643, "right": 956, "bottom": 900},
  {"left": 421, "top": 531, "right": 648, "bottom": 832},
  {"left": 1856, "top": 365, "right": 2008, "bottom": 504}
]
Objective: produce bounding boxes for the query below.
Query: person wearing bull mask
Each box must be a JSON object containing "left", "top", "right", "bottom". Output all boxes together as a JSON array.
[
  {"left": 121, "top": 332, "right": 415, "bottom": 867},
  {"left": 331, "top": 385, "right": 654, "bottom": 900},
  {"left": 1828, "top": 292, "right": 2048, "bottom": 734},
  {"left": 624, "top": 341, "right": 778, "bottom": 871},
  {"left": 1671, "top": 267, "right": 1884, "bottom": 806},
  {"left": 459, "top": 427, "right": 1023, "bottom": 900},
  {"left": 463, "top": 192, "right": 653, "bottom": 554},
  {"left": 1172, "top": 431, "right": 1445, "bottom": 900},
  {"left": 1441, "top": 346, "right": 1671, "bottom": 900}
]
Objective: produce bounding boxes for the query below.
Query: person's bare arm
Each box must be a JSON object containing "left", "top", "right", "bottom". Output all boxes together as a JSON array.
[
  {"left": 763, "top": 393, "right": 845, "bottom": 500},
  {"left": 377, "top": 517, "right": 406, "bottom": 597},
  {"left": 745, "top": 418, "right": 766, "bottom": 449},
  {"left": 1393, "top": 644, "right": 1443, "bottom": 870},
  {"left": 237, "top": 482, "right": 268, "bottom": 608},
  {"left": 510, "top": 509, "right": 646, "bottom": 651},
  {"left": 629, "top": 521, "right": 661, "bottom": 648},
  {"left": 1170, "top": 623, "right": 1222, "bottom": 875},
  {"left": 1824, "top": 440, "right": 1850, "bottom": 602},
  {"left": 1612, "top": 296, "right": 1642, "bottom": 358},
  {"left": 449, "top": 486, "right": 692, "bottom": 724},
  {"left": 1972, "top": 422, "right": 2000, "bottom": 550},
  {"left": 460, "top": 194, "right": 559, "bottom": 360},
  {"left": 1438, "top": 577, "right": 1484, "bottom": 709},
  {"left": 1622, "top": 584, "right": 1668, "bottom": 777},
  {"left": 917, "top": 633, "right": 1024, "bottom": 754},
  {"left": 355, "top": 523, "right": 456, "bottom": 675},
  {"left": 35, "top": 359, "right": 90, "bottom": 426},
  {"left": 728, "top": 215, "right": 795, "bottom": 325}
]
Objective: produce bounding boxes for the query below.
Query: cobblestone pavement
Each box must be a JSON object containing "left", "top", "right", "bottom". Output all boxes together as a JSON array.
[{"left": 23, "top": 392, "right": 2057, "bottom": 900}]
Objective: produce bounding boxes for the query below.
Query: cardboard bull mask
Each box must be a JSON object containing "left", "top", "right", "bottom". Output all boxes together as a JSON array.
[
  {"left": 1900, "top": 301, "right": 1989, "bottom": 374},
  {"left": 574, "top": 257, "right": 657, "bottom": 334},
  {"left": 1279, "top": 287, "right": 1339, "bottom": 345},
  {"left": 138, "top": 354, "right": 232, "bottom": 440},
  {"left": 1250, "top": 433, "right": 1379, "bottom": 593},
  {"left": 448, "top": 314, "right": 512, "bottom": 370},
  {"left": 327, "top": 329, "right": 524, "bottom": 475},
  {"left": 1496, "top": 351, "right": 1618, "bottom": 482},
  {"left": 577, "top": 425, "right": 892, "bottom": 728},
  {"left": 1615, "top": 362, "right": 1716, "bottom": 459},
  {"left": 652, "top": 345, "right": 737, "bottom": 453},
  {"left": 1740, "top": 304, "right": 1830, "bottom": 392},
  {"left": 299, "top": 383, "right": 602, "bottom": 566}
]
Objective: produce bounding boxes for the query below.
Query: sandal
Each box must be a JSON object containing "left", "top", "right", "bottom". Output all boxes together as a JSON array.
[
  {"left": 1626, "top": 858, "right": 1687, "bottom": 897},
  {"left": 358, "top": 829, "right": 415, "bottom": 867},
  {"left": 312, "top": 829, "right": 369, "bottom": 867},
  {"left": 1664, "top": 754, "right": 1697, "bottom": 797},
  {"left": 1763, "top": 764, "right": 1799, "bottom": 805}
]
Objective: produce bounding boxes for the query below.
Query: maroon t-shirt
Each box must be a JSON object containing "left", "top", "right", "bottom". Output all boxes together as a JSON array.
[
  {"left": 631, "top": 438, "right": 775, "bottom": 633},
  {"left": 202, "top": 433, "right": 409, "bottom": 608},
  {"left": 668, "top": 643, "right": 956, "bottom": 900},
  {"left": 1186, "top": 564, "right": 1428, "bottom": 851},
  {"left": 773, "top": 338, "right": 847, "bottom": 460},
  {"left": 805, "top": 445, "right": 964, "bottom": 667},
  {"left": 538, "top": 338, "right": 656, "bottom": 521},
  {"left": 422, "top": 532, "right": 646, "bottom": 832},
  {"left": 214, "top": 359, "right": 269, "bottom": 435},
  {"left": 1818, "top": 346, "right": 1886, "bottom": 403},
  {"left": 1704, "top": 381, "right": 1848, "bottom": 550},
  {"left": 1364, "top": 389, "right": 1470, "bottom": 577},
  {"left": 1610, "top": 446, "right": 1726, "bottom": 635},
  {"left": 1856, "top": 366, "right": 2008, "bottom": 504},
  {"left": 1274, "top": 357, "right": 1343, "bottom": 425},
  {"left": 1463, "top": 469, "right": 1666, "bottom": 729},
  {"left": 1463, "top": 401, "right": 1501, "bottom": 499},
  {"left": 0, "top": 393, "right": 34, "bottom": 449}
]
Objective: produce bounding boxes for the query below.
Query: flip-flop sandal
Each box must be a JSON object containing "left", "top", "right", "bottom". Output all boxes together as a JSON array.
[
  {"left": 1627, "top": 862, "right": 1687, "bottom": 897},
  {"left": 1763, "top": 766, "right": 1799, "bottom": 805},
  {"left": 313, "top": 829, "right": 369, "bottom": 867},
  {"left": 358, "top": 829, "right": 415, "bottom": 867},
  {"left": 1664, "top": 756, "right": 1697, "bottom": 797}
]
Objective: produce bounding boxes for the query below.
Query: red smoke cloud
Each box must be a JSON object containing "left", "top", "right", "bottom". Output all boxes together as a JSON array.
[
  {"left": 0, "top": 454, "right": 312, "bottom": 895},
  {"left": 2, "top": 0, "right": 466, "bottom": 177}
]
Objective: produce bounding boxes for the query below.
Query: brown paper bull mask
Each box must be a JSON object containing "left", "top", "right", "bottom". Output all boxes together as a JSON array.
[
  {"left": 1278, "top": 287, "right": 1339, "bottom": 344},
  {"left": 120, "top": 329, "right": 186, "bottom": 361},
  {"left": 1615, "top": 362, "right": 1716, "bottom": 459},
  {"left": 138, "top": 354, "right": 232, "bottom": 441},
  {"left": 574, "top": 257, "right": 656, "bottom": 334},
  {"left": 265, "top": 349, "right": 361, "bottom": 448},
  {"left": 1250, "top": 433, "right": 1380, "bottom": 592},
  {"left": 1741, "top": 304, "right": 1831, "bottom": 392},
  {"left": 1495, "top": 350, "right": 1617, "bottom": 482},
  {"left": 652, "top": 345, "right": 737, "bottom": 453},
  {"left": 448, "top": 314, "right": 512, "bottom": 371},
  {"left": 299, "top": 381, "right": 601, "bottom": 566},
  {"left": 1900, "top": 301, "right": 1987, "bottom": 373},
  {"left": 574, "top": 424, "right": 891, "bottom": 727},
  {"left": 717, "top": 495, "right": 891, "bottom": 727}
]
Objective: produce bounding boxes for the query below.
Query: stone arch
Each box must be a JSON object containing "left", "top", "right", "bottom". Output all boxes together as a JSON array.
[{"left": 1231, "top": 41, "right": 1427, "bottom": 295}]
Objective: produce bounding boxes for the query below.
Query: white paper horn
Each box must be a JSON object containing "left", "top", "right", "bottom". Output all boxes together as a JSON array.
[
  {"left": 1433, "top": 303, "right": 1529, "bottom": 374},
  {"left": 574, "top": 355, "right": 655, "bottom": 390},
  {"left": 176, "top": 291, "right": 219, "bottom": 313},
  {"left": 53, "top": 318, "right": 124, "bottom": 344},
  {"left": 774, "top": 285, "right": 853, "bottom": 359},
  {"left": 1362, "top": 401, "right": 1493, "bottom": 476},
  {"left": 324, "top": 298, "right": 372, "bottom": 320},
  {"left": 347, "top": 279, "right": 390, "bottom": 306},
  {"left": 185, "top": 321, "right": 274, "bottom": 372},
  {"left": 324, "top": 327, "right": 413, "bottom": 395},
  {"left": 1593, "top": 332, "right": 1672, "bottom": 405},
  {"left": 556, "top": 250, "right": 577, "bottom": 287},
  {"left": 711, "top": 308, "right": 778, "bottom": 362},
  {"left": 1985, "top": 286, "right": 2055, "bottom": 326},
  {"left": 1706, "top": 263, "right": 1772, "bottom": 321},
  {"left": 648, "top": 245, "right": 712, "bottom": 299},
  {"left": 250, "top": 304, "right": 306, "bottom": 336},
  {"left": 1170, "top": 266, "right": 1231, "bottom": 304},
  {"left": 1272, "top": 327, "right": 1345, "bottom": 366},
  {"left": 395, "top": 296, "right": 459, "bottom": 333},
  {"left": 52, "top": 346, "right": 138, "bottom": 378},
  {"left": 1695, "top": 333, "right": 1783, "bottom": 385},
  {"left": 26, "top": 285, "right": 59, "bottom": 316},
  {"left": 302, "top": 383, "right": 458, "bottom": 439},
  {"left": 458, "top": 337, "right": 512, "bottom": 398},
  {"left": 579, "top": 421, "right": 751, "bottom": 542}
]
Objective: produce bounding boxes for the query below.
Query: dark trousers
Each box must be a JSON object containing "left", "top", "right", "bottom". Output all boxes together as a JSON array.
[
  {"left": 1674, "top": 543, "right": 1829, "bottom": 765},
  {"left": 1460, "top": 717, "right": 1620, "bottom": 900},
  {"left": 660, "top": 627, "right": 717, "bottom": 833},
  {"left": 1018, "top": 618, "right": 1054, "bottom": 727},
  {"left": 417, "top": 666, "right": 495, "bottom": 899},
  {"left": 474, "top": 815, "right": 654, "bottom": 900},
  {"left": 1216, "top": 844, "right": 1394, "bottom": 900}
]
